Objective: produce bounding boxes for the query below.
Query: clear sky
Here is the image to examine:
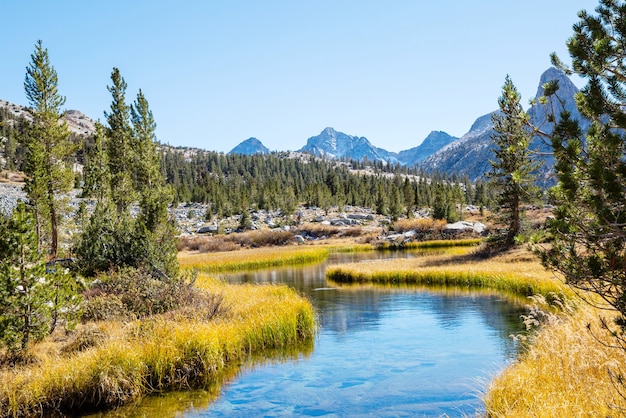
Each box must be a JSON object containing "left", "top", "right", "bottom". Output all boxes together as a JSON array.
[{"left": 1, "top": 1, "right": 599, "bottom": 153}]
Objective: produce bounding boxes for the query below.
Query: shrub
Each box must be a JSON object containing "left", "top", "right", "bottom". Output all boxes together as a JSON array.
[{"left": 84, "top": 268, "right": 201, "bottom": 318}]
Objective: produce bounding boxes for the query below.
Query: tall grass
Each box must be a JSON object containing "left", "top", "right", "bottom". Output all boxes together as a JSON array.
[
  {"left": 179, "top": 246, "right": 329, "bottom": 273},
  {"left": 377, "top": 238, "right": 482, "bottom": 251},
  {"left": 0, "top": 274, "right": 315, "bottom": 416},
  {"left": 484, "top": 300, "right": 626, "bottom": 416},
  {"left": 391, "top": 217, "right": 448, "bottom": 234},
  {"left": 326, "top": 248, "right": 574, "bottom": 301}
]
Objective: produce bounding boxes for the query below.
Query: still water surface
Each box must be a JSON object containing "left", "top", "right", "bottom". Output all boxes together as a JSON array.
[{"left": 103, "top": 251, "right": 527, "bottom": 417}]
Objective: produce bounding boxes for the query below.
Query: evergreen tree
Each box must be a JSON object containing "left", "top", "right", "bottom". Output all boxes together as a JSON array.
[
  {"left": 105, "top": 68, "right": 136, "bottom": 214},
  {"left": 0, "top": 201, "right": 78, "bottom": 353},
  {"left": 542, "top": 0, "right": 626, "bottom": 337},
  {"left": 22, "top": 40, "right": 77, "bottom": 258},
  {"left": 488, "top": 76, "right": 541, "bottom": 245},
  {"left": 81, "top": 122, "right": 110, "bottom": 201},
  {"left": 76, "top": 71, "right": 178, "bottom": 278},
  {"left": 131, "top": 89, "right": 178, "bottom": 277}
]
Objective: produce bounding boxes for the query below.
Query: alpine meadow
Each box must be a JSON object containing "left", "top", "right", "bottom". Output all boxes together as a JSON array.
[{"left": 2, "top": 1, "right": 626, "bottom": 416}]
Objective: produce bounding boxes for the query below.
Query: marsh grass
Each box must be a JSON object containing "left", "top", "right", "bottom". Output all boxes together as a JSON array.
[
  {"left": 391, "top": 218, "right": 448, "bottom": 234},
  {"left": 327, "top": 247, "right": 574, "bottom": 301},
  {"left": 0, "top": 273, "right": 315, "bottom": 416},
  {"left": 178, "top": 246, "right": 330, "bottom": 273},
  {"left": 377, "top": 238, "right": 482, "bottom": 251}
]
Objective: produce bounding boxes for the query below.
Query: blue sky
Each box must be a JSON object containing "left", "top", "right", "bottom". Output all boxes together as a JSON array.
[{"left": 1, "top": 1, "right": 599, "bottom": 153}]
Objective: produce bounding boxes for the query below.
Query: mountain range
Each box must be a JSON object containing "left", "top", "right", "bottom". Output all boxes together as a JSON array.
[
  {"left": 227, "top": 67, "right": 585, "bottom": 181},
  {"left": 229, "top": 127, "right": 459, "bottom": 167}
]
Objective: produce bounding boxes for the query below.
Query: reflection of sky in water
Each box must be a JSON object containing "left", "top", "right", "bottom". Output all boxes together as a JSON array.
[{"left": 192, "top": 254, "right": 526, "bottom": 417}]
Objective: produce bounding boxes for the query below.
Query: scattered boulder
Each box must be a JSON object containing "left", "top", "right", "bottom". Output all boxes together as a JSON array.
[
  {"left": 197, "top": 225, "right": 218, "bottom": 234},
  {"left": 473, "top": 222, "right": 486, "bottom": 234}
]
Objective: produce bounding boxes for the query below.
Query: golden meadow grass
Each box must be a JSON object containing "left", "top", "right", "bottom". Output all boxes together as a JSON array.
[
  {"left": 179, "top": 246, "right": 330, "bottom": 273},
  {"left": 0, "top": 273, "right": 315, "bottom": 416},
  {"left": 377, "top": 238, "right": 483, "bottom": 251},
  {"left": 484, "top": 301, "right": 626, "bottom": 417},
  {"left": 326, "top": 246, "right": 573, "bottom": 301}
]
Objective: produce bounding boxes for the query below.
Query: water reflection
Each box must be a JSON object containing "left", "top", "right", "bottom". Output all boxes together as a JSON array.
[{"left": 98, "top": 250, "right": 527, "bottom": 417}]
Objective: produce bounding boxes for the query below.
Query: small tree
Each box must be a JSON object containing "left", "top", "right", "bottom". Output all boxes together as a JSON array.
[
  {"left": 0, "top": 201, "right": 51, "bottom": 353},
  {"left": 488, "top": 76, "right": 541, "bottom": 245}
]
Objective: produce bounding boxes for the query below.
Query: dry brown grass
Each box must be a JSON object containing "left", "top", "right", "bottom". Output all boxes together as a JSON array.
[
  {"left": 178, "top": 229, "right": 294, "bottom": 253},
  {"left": 0, "top": 170, "right": 26, "bottom": 184},
  {"left": 295, "top": 223, "right": 366, "bottom": 239},
  {"left": 391, "top": 218, "right": 448, "bottom": 234}
]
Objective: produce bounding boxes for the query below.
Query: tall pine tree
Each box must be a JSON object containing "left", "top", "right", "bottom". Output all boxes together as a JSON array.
[
  {"left": 488, "top": 76, "right": 540, "bottom": 245},
  {"left": 22, "top": 40, "right": 77, "bottom": 258},
  {"left": 76, "top": 70, "right": 178, "bottom": 278}
]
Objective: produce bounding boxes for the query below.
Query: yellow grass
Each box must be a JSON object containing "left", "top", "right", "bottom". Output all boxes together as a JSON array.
[
  {"left": 326, "top": 247, "right": 573, "bottom": 300},
  {"left": 178, "top": 246, "right": 330, "bottom": 273},
  {"left": 485, "top": 301, "right": 626, "bottom": 417},
  {"left": 0, "top": 273, "right": 315, "bottom": 416}
]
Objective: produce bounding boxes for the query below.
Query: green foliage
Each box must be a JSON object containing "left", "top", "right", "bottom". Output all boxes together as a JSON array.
[
  {"left": 0, "top": 201, "right": 48, "bottom": 352},
  {"left": 160, "top": 148, "right": 493, "bottom": 220},
  {"left": 104, "top": 67, "right": 136, "bottom": 214},
  {"left": 0, "top": 201, "right": 80, "bottom": 354},
  {"left": 488, "top": 76, "right": 541, "bottom": 245},
  {"left": 77, "top": 70, "right": 179, "bottom": 278},
  {"left": 541, "top": 0, "right": 626, "bottom": 333},
  {"left": 431, "top": 183, "right": 462, "bottom": 222}
]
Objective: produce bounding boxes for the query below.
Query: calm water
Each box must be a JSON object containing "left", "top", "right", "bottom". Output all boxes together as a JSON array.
[{"left": 100, "top": 251, "right": 526, "bottom": 417}]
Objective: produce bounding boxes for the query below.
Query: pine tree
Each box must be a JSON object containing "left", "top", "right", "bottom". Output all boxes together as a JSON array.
[
  {"left": 488, "top": 76, "right": 541, "bottom": 245},
  {"left": 22, "top": 40, "right": 77, "bottom": 258},
  {"left": 0, "top": 201, "right": 78, "bottom": 353},
  {"left": 105, "top": 67, "right": 136, "bottom": 214},
  {"left": 542, "top": 0, "right": 626, "bottom": 337},
  {"left": 76, "top": 71, "right": 178, "bottom": 278},
  {"left": 131, "top": 89, "right": 178, "bottom": 277},
  {"left": 81, "top": 122, "right": 110, "bottom": 201}
]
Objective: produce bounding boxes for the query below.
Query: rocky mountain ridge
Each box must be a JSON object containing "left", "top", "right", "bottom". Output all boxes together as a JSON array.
[
  {"left": 0, "top": 100, "right": 95, "bottom": 136},
  {"left": 419, "top": 67, "right": 586, "bottom": 181}
]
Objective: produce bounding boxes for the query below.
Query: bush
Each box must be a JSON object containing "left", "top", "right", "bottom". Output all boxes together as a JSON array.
[
  {"left": 178, "top": 230, "right": 293, "bottom": 253},
  {"left": 84, "top": 268, "right": 201, "bottom": 318}
]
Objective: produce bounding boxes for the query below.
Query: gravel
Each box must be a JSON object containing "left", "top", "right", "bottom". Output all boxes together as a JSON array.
[{"left": 0, "top": 183, "right": 26, "bottom": 216}]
